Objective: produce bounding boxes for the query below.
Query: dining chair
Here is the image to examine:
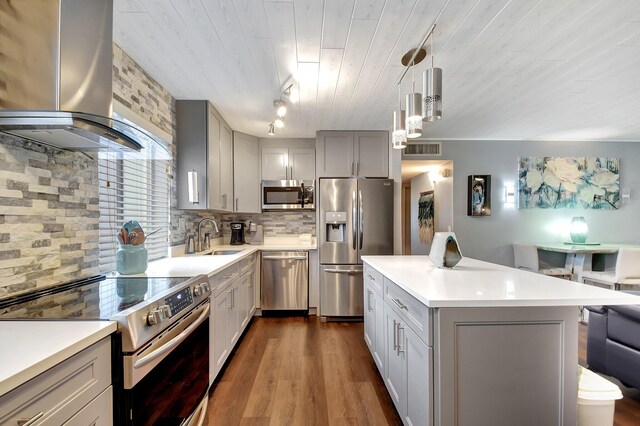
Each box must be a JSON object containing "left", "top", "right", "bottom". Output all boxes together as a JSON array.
[
  {"left": 512, "top": 243, "right": 573, "bottom": 279},
  {"left": 582, "top": 247, "right": 640, "bottom": 290}
]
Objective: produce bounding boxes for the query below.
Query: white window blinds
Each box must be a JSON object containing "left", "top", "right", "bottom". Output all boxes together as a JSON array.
[{"left": 98, "top": 115, "right": 171, "bottom": 272}]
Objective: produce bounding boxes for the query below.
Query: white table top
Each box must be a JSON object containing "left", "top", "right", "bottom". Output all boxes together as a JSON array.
[
  {"left": 532, "top": 242, "right": 640, "bottom": 254},
  {"left": 0, "top": 320, "right": 116, "bottom": 398},
  {"left": 362, "top": 255, "right": 640, "bottom": 308}
]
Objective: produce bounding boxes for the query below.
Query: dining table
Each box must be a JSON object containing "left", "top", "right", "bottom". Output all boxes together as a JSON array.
[{"left": 533, "top": 242, "right": 640, "bottom": 282}]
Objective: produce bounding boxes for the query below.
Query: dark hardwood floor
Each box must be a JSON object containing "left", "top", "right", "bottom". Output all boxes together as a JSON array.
[{"left": 208, "top": 317, "right": 640, "bottom": 425}]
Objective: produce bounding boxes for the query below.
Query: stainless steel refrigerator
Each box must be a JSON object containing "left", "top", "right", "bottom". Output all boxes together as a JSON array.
[{"left": 319, "top": 178, "right": 394, "bottom": 318}]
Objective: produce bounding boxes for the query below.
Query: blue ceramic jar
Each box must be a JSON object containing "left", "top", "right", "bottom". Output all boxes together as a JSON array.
[{"left": 116, "top": 244, "right": 148, "bottom": 275}]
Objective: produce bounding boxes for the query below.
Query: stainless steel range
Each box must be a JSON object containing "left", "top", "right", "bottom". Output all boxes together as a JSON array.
[{"left": 0, "top": 274, "right": 212, "bottom": 426}]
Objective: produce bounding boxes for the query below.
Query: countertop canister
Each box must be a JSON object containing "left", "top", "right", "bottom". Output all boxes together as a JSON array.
[{"left": 116, "top": 244, "right": 148, "bottom": 274}]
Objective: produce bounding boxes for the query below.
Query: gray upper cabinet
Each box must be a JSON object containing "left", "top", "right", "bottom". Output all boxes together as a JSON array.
[
  {"left": 176, "top": 100, "right": 233, "bottom": 212},
  {"left": 316, "top": 131, "right": 388, "bottom": 178},
  {"left": 233, "top": 132, "right": 260, "bottom": 213},
  {"left": 261, "top": 147, "right": 315, "bottom": 181}
]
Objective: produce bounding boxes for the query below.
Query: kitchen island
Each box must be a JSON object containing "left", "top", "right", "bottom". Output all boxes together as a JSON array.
[{"left": 361, "top": 255, "right": 640, "bottom": 426}]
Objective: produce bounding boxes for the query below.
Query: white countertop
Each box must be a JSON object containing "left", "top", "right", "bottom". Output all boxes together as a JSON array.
[
  {"left": 0, "top": 320, "right": 117, "bottom": 398},
  {"left": 362, "top": 255, "right": 640, "bottom": 308},
  {"left": 123, "top": 237, "right": 317, "bottom": 278}
]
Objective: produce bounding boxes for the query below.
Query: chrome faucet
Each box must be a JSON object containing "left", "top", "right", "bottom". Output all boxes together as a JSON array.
[{"left": 197, "top": 218, "right": 220, "bottom": 252}]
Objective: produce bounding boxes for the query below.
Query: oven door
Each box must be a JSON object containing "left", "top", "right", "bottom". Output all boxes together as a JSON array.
[{"left": 121, "top": 301, "right": 210, "bottom": 425}]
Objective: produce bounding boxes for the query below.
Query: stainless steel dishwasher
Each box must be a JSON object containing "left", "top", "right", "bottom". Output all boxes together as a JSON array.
[{"left": 261, "top": 251, "right": 309, "bottom": 311}]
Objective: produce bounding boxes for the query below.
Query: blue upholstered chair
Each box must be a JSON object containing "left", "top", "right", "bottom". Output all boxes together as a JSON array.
[{"left": 586, "top": 291, "right": 640, "bottom": 388}]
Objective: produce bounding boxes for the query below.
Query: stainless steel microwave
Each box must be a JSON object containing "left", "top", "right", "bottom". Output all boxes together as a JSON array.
[{"left": 262, "top": 180, "right": 315, "bottom": 211}]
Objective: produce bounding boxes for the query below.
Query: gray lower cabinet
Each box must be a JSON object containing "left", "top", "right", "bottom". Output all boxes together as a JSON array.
[
  {"left": 0, "top": 337, "right": 112, "bottom": 425},
  {"left": 364, "top": 261, "right": 579, "bottom": 426},
  {"left": 365, "top": 262, "right": 434, "bottom": 426},
  {"left": 210, "top": 254, "right": 258, "bottom": 384},
  {"left": 364, "top": 277, "right": 384, "bottom": 373}
]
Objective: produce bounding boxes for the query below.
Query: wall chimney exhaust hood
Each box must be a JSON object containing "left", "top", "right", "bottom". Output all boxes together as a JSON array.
[{"left": 0, "top": 0, "right": 153, "bottom": 152}]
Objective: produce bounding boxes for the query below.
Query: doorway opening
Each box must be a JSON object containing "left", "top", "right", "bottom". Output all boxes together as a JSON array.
[{"left": 401, "top": 160, "right": 454, "bottom": 255}]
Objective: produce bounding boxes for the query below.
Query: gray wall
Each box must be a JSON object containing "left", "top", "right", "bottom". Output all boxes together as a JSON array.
[{"left": 437, "top": 140, "right": 640, "bottom": 266}]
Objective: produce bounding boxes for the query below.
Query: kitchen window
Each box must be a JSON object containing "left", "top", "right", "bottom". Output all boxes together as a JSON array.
[{"left": 98, "top": 113, "right": 171, "bottom": 272}]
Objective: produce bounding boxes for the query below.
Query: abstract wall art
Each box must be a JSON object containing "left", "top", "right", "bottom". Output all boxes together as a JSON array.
[
  {"left": 418, "top": 190, "right": 435, "bottom": 244},
  {"left": 518, "top": 157, "right": 620, "bottom": 209}
]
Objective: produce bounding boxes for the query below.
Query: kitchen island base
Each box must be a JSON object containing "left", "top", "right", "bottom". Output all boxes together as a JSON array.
[
  {"left": 434, "top": 306, "right": 577, "bottom": 426},
  {"left": 360, "top": 255, "right": 640, "bottom": 426}
]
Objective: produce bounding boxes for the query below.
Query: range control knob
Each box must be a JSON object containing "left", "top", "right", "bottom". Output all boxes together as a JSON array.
[
  {"left": 159, "top": 305, "right": 171, "bottom": 319},
  {"left": 193, "top": 285, "right": 202, "bottom": 297},
  {"left": 202, "top": 282, "right": 211, "bottom": 293},
  {"left": 146, "top": 309, "right": 163, "bottom": 326}
]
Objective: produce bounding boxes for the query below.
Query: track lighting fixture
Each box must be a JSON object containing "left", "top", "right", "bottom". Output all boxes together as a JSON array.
[
  {"left": 274, "top": 99, "right": 287, "bottom": 117},
  {"left": 267, "top": 83, "right": 295, "bottom": 133}
]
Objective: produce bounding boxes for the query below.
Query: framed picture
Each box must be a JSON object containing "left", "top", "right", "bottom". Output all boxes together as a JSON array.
[
  {"left": 418, "top": 190, "right": 435, "bottom": 244},
  {"left": 468, "top": 175, "right": 491, "bottom": 216}
]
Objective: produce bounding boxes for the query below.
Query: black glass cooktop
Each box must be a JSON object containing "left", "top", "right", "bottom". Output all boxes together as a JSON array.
[{"left": 0, "top": 275, "right": 191, "bottom": 320}]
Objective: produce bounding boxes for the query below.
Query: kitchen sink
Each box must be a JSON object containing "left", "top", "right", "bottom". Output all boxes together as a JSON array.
[{"left": 207, "top": 250, "right": 242, "bottom": 255}]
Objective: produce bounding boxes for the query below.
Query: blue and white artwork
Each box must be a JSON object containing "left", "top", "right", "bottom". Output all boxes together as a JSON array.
[{"left": 518, "top": 157, "right": 620, "bottom": 209}]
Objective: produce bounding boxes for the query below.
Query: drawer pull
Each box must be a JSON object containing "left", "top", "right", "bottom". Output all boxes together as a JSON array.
[
  {"left": 393, "top": 298, "right": 408, "bottom": 310},
  {"left": 366, "top": 274, "right": 375, "bottom": 281},
  {"left": 17, "top": 412, "right": 44, "bottom": 426},
  {"left": 224, "top": 273, "right": 234, "bottom": 279}
]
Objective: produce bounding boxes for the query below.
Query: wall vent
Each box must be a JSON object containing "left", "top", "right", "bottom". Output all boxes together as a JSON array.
[{"left": 401, "top": 141, "right": 442, "bottom": 158}]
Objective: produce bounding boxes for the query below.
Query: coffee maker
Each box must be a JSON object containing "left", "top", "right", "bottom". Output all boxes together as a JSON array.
[{"left": 230, "top": 222, "right": 245, "bottom": 245}]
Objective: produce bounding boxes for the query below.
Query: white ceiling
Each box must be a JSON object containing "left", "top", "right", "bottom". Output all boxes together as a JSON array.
[{"left": 113, "top": 0, "right": 640, "bottom": 141}]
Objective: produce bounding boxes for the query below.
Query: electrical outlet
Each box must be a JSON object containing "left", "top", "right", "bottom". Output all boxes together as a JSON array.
[{"left": 178, "top": 218, "right": 186, "bottom": 232}]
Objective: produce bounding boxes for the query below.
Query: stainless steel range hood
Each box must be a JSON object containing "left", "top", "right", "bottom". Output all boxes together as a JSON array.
[{"left": 0, "top": 0, "right": 147, "bottom": 152}]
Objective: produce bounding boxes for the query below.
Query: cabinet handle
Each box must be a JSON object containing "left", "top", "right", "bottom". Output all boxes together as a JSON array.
[
  {"left": 290, "top": 166, "right": 293, "bottom": 179},
  {"left": 17, "top": 412, "right": 44, "bottom": 426},
  {"left": 393, "top": 319, "right": 398, "bottom": 351},
  {"left": 367, "top": 290, "right": 372, "bottom": 312},
  {"left": 356, "top": 162, "right": 359, "bottom": 176},
  {"left": 224, "top": 273, "right": 234, "bottom": 279},
  {"left": 227, "top": 289, "right": 232, "bottom": 310},
  {"left": 235, "top": 197, "right": 239, "bottom": 211},
  {"left": 351, "top": 162, "right": 354, "bottom": 176},
  {"left": 393, "top": 298, "right": 408, "bottom": 310},
  {"left": 397, "top": 323, "right": 405, "bottom": 354},
  {"left": 188, "top": 170, "right": 199, "bottom": 204},
  {"left": 366, "top": 274, "right": 375, "bottom": 282}
]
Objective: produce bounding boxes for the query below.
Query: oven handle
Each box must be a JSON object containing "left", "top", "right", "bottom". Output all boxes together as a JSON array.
[
  {"left": 133, "top": 303, "right": 210, "bottom": 369},
  {"left": 188, "top": 395, "right": 209, "bottom": 426}
]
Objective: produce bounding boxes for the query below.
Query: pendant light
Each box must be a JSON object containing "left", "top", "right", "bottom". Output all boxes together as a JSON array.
[
  {"left": 267, "top": 123, "right": 275, "bottom": 136},
  {"left": 392, "top": 85, "right": 407, "bottom": 149},
  {"left": 274, "top": 116, "right": 285, "bottom": 128},
  {"left": 405, "top": 63, "right": 422, "bottom": 138},
  {"left": 423, "top": 29, "right": 442, "bottom": 121}
]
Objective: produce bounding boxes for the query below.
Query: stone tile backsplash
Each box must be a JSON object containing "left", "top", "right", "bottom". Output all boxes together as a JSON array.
[{"left": 0, "top": 137, "right": 99, "bottom": 297}]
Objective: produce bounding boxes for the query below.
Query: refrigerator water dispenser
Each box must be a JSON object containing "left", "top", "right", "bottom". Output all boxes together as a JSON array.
[{"left": 325, "top": 212, "right": 346, "bottom": 242}]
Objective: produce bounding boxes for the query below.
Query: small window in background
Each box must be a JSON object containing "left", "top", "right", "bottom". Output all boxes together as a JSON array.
[{"left": 98, "top": 113, "right": 171, "bottom": 272}]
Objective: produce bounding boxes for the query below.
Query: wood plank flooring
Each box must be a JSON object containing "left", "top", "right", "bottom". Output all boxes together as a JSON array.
[
  {"left": 207, "top": 316, "right": 400, "bottom": 425},
  {"left": 208, "top": 317, "right": 640, "bottom": 425}
]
